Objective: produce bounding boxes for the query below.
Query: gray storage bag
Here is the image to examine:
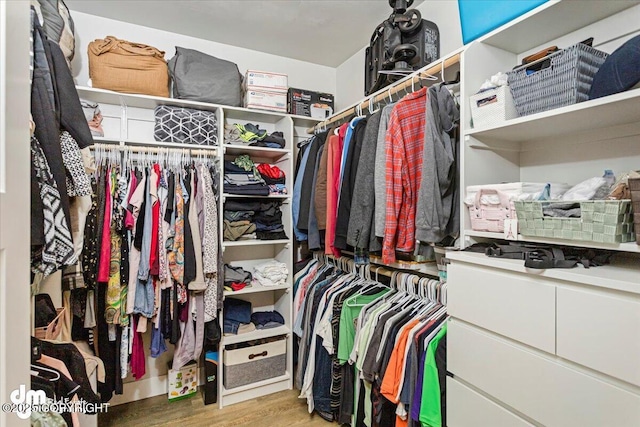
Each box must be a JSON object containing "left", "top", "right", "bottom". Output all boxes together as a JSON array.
[{"left": 168, "top": 46, "right": 243, "bottom": 107}]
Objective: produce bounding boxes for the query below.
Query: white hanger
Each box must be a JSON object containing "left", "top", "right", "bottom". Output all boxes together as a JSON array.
[{"left": 31, "top": 363, "right": 61, "bottom": 382}]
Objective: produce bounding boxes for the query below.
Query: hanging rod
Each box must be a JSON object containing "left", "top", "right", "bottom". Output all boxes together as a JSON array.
[
  {"left": 321, "top": 254, "right": 438, "bottom": 282},
  {"left": 307, "top": 52, "right": 461, "bottom": 134},
  {"left": 92, "top": 142, "right": 218, "bottom": 157}
]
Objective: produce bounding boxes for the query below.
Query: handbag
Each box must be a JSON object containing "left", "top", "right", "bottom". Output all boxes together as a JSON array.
[
  {"left": 88, "top": 36, "right": 169, "bottom": 97},
  {"left": 168, "top": 46, "right": 243, "bottom": 107},
  {"left": 34, "top": 294, "right": 65, "bottom": 340},
  {"left": 154, "top": 105, "right": 218, "bottom": 145}
]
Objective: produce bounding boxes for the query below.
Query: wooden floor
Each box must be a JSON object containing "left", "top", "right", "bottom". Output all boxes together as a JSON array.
[{"left": 99, "top": 389, "right": 333, "bottom": 427}]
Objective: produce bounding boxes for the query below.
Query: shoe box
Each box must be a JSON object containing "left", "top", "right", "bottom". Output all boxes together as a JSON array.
[
  {"left": 287, "top": 87, "right": 335, "bottom": 119},
  {"left": 244, "top": 69, "right": 288, "bottom": 92},
  {"left": 243, "top": 69, "right": 288, "bottom": 112},
  {"left": 245, "top": 89, "right": 288, "bottom": 113}
]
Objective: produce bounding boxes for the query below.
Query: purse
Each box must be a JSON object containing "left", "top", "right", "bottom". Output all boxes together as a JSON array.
[
  {"left": 154, "top": 105, "right": 218, "bottom": 146},
  {"left": 168, "top": 46, "right": 243, "bottom": 107},
  {"left": 88, "top": 36, "right": 169, "bottom": 97}
]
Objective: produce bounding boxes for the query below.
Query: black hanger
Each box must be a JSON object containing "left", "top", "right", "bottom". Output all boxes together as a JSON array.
[{"left": 443, "top": 71, "right": 460, "bottom": 85}]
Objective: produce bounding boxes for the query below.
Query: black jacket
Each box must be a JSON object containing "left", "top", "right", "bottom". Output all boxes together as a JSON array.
[{"left": 334, "top": 118, "right": 367, "bottom": 250}]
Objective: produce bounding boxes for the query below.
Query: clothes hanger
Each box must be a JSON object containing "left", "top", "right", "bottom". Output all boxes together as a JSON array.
[{"left": 31, "top": 363, "right": 61, "bottom": 382}]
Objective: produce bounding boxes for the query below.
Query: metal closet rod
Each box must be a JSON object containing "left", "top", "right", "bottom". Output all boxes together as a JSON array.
[
  {"left": 92, "top": 143, "right": 218, "bottom": 157},
  {"left": 307, "top": 53, "right": 461, "bottom": 134}
]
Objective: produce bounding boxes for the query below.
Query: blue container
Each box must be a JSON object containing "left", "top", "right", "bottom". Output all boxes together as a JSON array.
[{"left": 458, "top": 0, "right": 549, "bottom": 44}]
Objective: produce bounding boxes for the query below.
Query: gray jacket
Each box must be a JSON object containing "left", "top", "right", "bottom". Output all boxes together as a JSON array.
[
  {"left": 347, "top": 111, "right": 382, "bottom": 251},
  {"left": 415, "top": 83, "right": 460, "bottom": 243},
  {"left": 373, "top": 104, "right": 396, "bottom": 237}
]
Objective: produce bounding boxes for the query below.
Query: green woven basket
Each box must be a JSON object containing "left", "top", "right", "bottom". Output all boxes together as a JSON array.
[{"left": 514, "top": 200, "right": 635, "bottom": 243}]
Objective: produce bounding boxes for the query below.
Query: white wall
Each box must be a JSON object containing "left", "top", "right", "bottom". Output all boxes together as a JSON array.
[
  {"left": 335, "top": 47, "right": 367, "bottom": 111},
  {"left": 334, "top": 0, "right": 463, "bottom": 110},
  {"left": 69, "top": 11, "right": 337, "bottom": 95}
]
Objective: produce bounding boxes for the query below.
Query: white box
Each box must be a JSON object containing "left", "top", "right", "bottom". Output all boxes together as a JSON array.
[
  {"left": 167, "top": 361, "right": 198, "bottom": 401},
  {"left": 469, "top": 86, "right": 518, "bottom": 129},
  {"left": 245, "top": 89, "right": 287, "bottom": 113},
  {"left": 244, "top": 70, "right": 288, "bottom": 93}
]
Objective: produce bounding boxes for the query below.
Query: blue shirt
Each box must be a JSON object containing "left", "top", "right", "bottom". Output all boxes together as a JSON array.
[{"left": 293, "top": 142, "right": 312, "bottom": 241}]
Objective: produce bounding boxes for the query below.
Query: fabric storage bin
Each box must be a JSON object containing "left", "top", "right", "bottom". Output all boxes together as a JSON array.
[
  {"left": 465, "top": 182, "right": 571, "bottom": 232},
  {"left": 223, "top": 337, "right": 286, "bottom": 389},
  {"left": 88, "top": 36, "right": 169, "bottom": 97},
  {"left": 469, "top": 86, "right": 518, "bottom": 128},
  {"left": 515, "top": 200, "right": 635, "bottom": 243},
  {"left": 468, "top": 189, "right": 516, "bottom": 233},
  {"left": 507, "top": 42, "right": 608, "bottom": 116},
  {"left": 154, "top": 105, "right": 218, "bottom": 145}
]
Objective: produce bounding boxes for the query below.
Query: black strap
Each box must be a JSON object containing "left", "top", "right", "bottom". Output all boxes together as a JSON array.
[{"left": 471, "top": 242, "right": 613, "bottom": 270}]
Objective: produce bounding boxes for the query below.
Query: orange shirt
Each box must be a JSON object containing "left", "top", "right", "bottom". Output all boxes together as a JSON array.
[{"left": 380, "top": 318, "right": 421, "bottom": 401}]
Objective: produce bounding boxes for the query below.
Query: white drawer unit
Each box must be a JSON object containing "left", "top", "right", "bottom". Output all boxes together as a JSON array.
[
  {"left": 448, "top": 262, "right": 556, "bottom": 353},
  {"left": 449, "top": 319, "right": 640, "bottom": 427},
  {"left": 557, "top": 287, "right": 640, "bottom": 387},
  {"left": 447, "top": 378, "right": 535, "bottom": 427}
]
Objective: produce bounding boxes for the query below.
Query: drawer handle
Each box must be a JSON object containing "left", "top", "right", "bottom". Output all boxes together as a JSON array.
[{"left": 248, "top": 351, "right": 268, "bottom": 360}]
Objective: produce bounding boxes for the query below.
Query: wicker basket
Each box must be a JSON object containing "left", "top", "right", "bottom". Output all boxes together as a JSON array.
[
  {"left": 507, "top": 43, "right": 608, "bottom": 116},
  {"left": 515, "top": 200, "right": 635, "bottom": 244}
]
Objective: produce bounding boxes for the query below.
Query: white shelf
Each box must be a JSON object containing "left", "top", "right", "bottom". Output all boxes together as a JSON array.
[
  {"left": 223, "top": 144, "right": 289, "bottom": 159},
  {"left": 222, "top": 239, "right": 290, "bottom": 247},
  {"left": 446, "top": 250, "right": 640, "bottom": 295},
  {"left": 76, "top": 85, "right": 307, "bottom": 123},
  {"left": 224, "top": 283, "right": 290, "bottom": 296},
  {"left": 222, "top": 325, "right": 290, "bottom": 345},
  {"left": 93, "top": 136, "right": 218, "bottom": 151},
  {"left": 222, "top": 373, "right": 291, "bottom": 396},
  {"left": 465, "top": 230, "right": 640, "bottom": 254},
  {"left": 479, "top": 0, "right": 640, "bottom": 54},
  {"left": 466, "top": 88, "right": 640, "bottom": 143}
]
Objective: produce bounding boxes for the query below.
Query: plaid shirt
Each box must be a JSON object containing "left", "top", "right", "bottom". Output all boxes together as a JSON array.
[{"left": 383, "top": 87, "right": 427, "bottom": 263}]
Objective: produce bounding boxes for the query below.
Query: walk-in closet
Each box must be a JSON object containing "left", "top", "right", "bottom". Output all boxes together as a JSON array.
[{"left": 1, "top": 1, "right": 639, "bottom": 426}]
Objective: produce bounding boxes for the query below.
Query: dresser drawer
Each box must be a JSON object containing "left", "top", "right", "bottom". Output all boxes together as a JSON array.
[
  {"left": 557, "top": 287, "right": 640, "bottom": 387},
  {"left": 448, "top": 262, "right": 556, "bottom": 353},
  {"left": 449, "top": 319, "right": 640, "bottom": 427},
  {"left": 448, "top": 377, "right": 535, "bottom": 427}
]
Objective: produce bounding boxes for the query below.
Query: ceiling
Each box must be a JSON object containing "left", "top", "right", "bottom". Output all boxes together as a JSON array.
[{"left": 66, "top": 0, "right": 424, "bottom": 67}]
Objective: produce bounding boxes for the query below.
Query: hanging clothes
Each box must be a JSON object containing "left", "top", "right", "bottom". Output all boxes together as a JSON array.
[
  {"left": 294, "top": 256, "right": 448, "bottom": 427},
  {"left": 68, "top": 146, "right": 222, "bottom": 399}
]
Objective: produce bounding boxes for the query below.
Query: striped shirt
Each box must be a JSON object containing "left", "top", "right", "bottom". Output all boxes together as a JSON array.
[{"left": 383, "top": 88, "right": 427, "bottom": 263}]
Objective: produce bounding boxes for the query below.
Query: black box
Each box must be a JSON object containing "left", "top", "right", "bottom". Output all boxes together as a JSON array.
[
  {"left": 287, "top": 87, "right": 334, "bottom": 119},
  {"left": 203, "top": 351, "right": 218, "bottom": 405}
]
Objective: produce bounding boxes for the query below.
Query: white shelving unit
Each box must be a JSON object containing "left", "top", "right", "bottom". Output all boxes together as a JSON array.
[
  {"left": 77, "top": 85, "right": 321, "bottom": 408},
  {"left": 450, "top": 2, "right": 640, "bottom": 425}
]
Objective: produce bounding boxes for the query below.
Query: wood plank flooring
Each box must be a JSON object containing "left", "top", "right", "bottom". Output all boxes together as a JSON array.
[{"left": 99, "top": 389, "right": 333, "bottom": 427}]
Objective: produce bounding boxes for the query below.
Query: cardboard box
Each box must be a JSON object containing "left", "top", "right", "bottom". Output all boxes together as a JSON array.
[
  {"left": 167, "top": 361, "right": 198, "bottom": 401},
  {"left": 244, "top": 70, "right": 288, "bottom": 92},
  {"left": 287, "top": 87, "right": 334, "bottom": 119},
  {"left": 245, "top": 89, "right": 287, "bottom": 113}
]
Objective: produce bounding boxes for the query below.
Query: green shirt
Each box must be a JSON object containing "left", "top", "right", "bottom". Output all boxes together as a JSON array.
[
  {"left": 337, "top": 289, "right": 389, "bottom": 364},
  {"left": 420, "top": 322, "right": 448, "bottom": 427}
]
